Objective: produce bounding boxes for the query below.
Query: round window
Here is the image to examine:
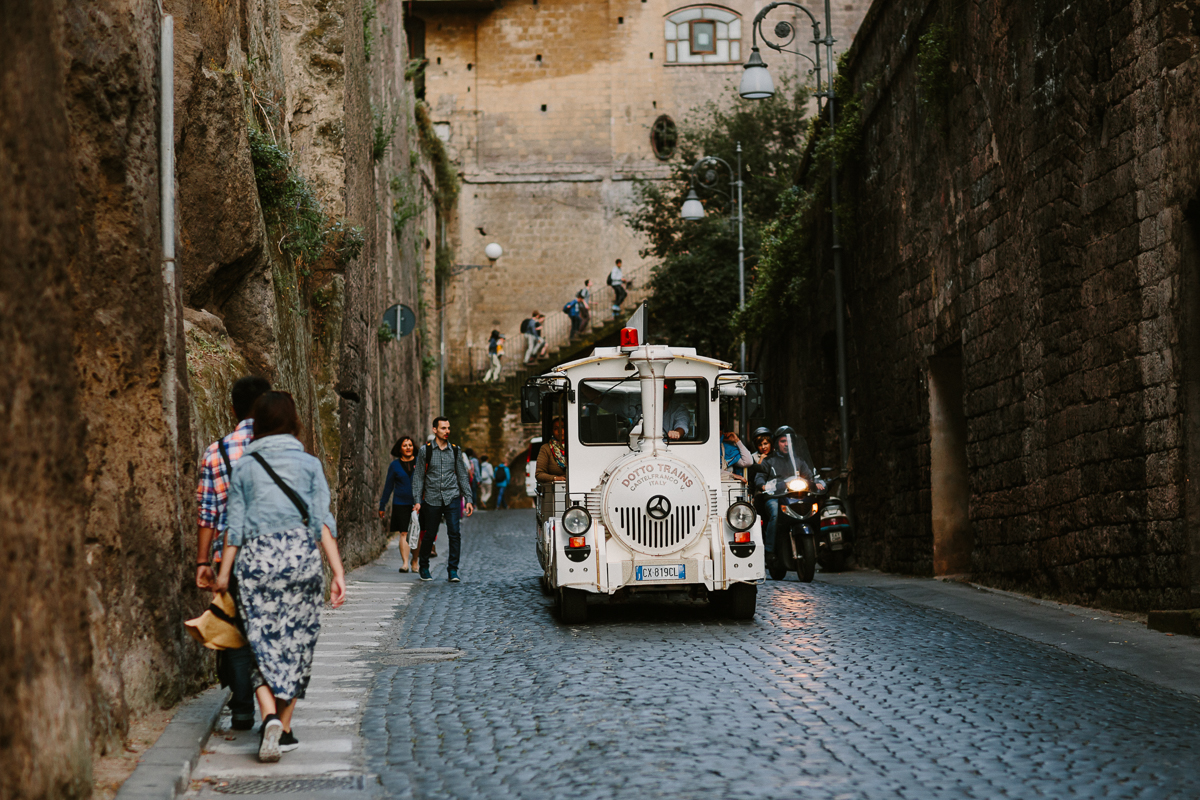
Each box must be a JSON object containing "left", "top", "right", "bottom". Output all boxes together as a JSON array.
[{"left": 650, "top": 115, "right": 678, "bottom": 160}]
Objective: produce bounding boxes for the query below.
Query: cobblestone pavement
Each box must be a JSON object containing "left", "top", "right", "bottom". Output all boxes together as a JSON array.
[{"left": 362, "top": 510, "right": 1200, "bottom": 800}]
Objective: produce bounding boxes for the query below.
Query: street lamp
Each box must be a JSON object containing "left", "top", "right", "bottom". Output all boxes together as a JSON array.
[
  {"left": 679, "top": 145, "right": 746, "bottom": 377},
  {"left": 740, "top": 0, "right": 850, "bottom": 472}
]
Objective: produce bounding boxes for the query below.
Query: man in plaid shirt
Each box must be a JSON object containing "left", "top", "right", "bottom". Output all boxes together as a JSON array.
[{"left": 195, "top": 375, "right": 271, "bottom": 731}]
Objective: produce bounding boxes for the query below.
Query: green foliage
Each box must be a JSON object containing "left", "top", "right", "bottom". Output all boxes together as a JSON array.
[
  {"left": 405, "top": 59, "right": 428, "bottom": 82},
  {"left": 626, "top": 79, "right": 809, "bottom": 359},
  {"left": 378, "top": 323, "right": 396, "bottom": 344},
  {"left": 373, "top": 105, "right": 396, "bottom": 162},
  {"left": 248, "top": 127, "right": 364, "bottom": 271},
  {"left": 916, "top": 22, "right": 953, "bottom": 122},
  {"left": 737, "top": 54, "right": 867, "bottom": 336},
  {"left": 421, "top": 355, "right": 439, "bottom": 379},
  {"left": 391, "top": 174, "right": 427, "bottom": 238},
  {"left": 735, "top": 186, "right": 817, "bottom": 337},
  {"left": 435, "top": 240, "right": 453, "bottom": 282},
  {"left": 414, "top": 101, "right": 460, "bottom": 214},
  {"left": 362, "top": 0, "right": 377, "bottom": 61}
]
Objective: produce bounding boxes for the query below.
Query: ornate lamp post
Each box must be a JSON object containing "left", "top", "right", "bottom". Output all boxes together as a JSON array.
[
  {"left": 739, "top": 0, "right": 850, "bottom": 472},
  {"left": 679, "top": 144, "right": 746, "bottom": 377}
]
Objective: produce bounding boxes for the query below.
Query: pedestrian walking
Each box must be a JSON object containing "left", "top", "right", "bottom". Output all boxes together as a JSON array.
[
  {"left": 378, "top": 436, "right": 418, "bottom": 573},
  {"left": 483, "top": 330, "right": 504, "bottom": 382},
  {"left": 577, "top": 279, "right": 593, "bottom": 332},
  {"left": 466, "top": 448, "right": 482, "bottom": 506},
  {"left": 195, "top": 375, "right": 272, "bottom": 732},
  {"left": 412, "top": 416, "right": 475, "bottom": 582},
  {"left": 478, "top": 455, "right": 495, "bottom": 507},
  {"left": 493, "top": 457, "right": 511, "bottom": 509},
  {"left": 564, "top": 296, "right": 583, "bottom": 338},
  {"left": 214, "top": 391, "right": 346, "bottom": 763},
  {"left": 608, "top": 259, "right": 627, "bottom": 314},
  {"left": 521, "top": 312, "right": 540, "bottom": 365}
]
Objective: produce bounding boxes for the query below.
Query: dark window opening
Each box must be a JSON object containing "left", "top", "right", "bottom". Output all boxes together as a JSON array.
[
  {"left": 541, "top": 104, "right": 547, "bottom": 112},
  {"left": 535, "top": 54, "right": 542, "bottom": 61},
  {"left": 405, "top": 16, "right": 427, "bottom": 99},
  {"left": 467, "top": 63, "right": 473, "bottom": 70},
  {"left": 650, "top": 115, "right": 677, "bottom": 160}
]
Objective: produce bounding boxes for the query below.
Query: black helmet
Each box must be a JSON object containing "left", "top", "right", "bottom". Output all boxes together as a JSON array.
[
  {"left": 751, "top": 426, "right": 772, "bottom": 441},
  {"left": 772, "top": 425, "right": 797, "bottom": 440}
]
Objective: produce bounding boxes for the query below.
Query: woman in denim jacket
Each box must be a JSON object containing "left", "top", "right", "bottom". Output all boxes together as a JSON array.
[{"left": 215, "top": 391, "right": 346, "bottom": 762}]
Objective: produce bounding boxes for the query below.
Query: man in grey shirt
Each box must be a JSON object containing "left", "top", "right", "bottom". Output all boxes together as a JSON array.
[{"left": 412, "top": 416, "right": 475, "bottom": 582}]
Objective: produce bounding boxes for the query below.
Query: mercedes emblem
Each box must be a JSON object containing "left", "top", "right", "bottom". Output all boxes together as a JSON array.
[{"left": 646, "top": 495, "right": 672, "bottom": 520}]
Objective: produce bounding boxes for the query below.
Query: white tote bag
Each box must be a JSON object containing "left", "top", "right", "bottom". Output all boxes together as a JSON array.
[{"left": 406, "top": 509, "right": 421, "bottom": 550}]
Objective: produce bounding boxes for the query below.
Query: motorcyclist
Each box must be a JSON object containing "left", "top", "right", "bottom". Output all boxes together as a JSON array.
[{"left": 752, "top": 426, "right": 819, "bottom": 558}]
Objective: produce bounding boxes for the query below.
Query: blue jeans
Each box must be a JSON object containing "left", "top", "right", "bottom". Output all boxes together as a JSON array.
[
  {"left": 419, "top": 502, "right": 462, "bottom": 572},
  {"left": 495, "top": 482, "right": 509, "bottom": 508},
  {"left": 762, "top": 498, "right": 780, "bottom": 555}
]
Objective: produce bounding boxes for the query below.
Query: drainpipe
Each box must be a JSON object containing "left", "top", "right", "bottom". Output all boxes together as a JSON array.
[{"left": 160, "top": 14, "right": 178, "bottom": 449}]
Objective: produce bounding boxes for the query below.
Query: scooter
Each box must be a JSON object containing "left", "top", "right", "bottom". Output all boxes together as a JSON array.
[
  {"left": 759, "top": 474, "right": 825, "bottom": 583},
  {"left": 816, "top": 493, "right": 854, "bottom": 572}
]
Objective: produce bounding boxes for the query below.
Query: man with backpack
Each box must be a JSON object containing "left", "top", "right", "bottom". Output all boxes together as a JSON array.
[
  {"left": 195, "top": 375, "right": 271, "bottom": 732},
  {"left": 412, "top": 416, "right": 475, "bottom": 582},
  {"left": 564, "top": 297, "right": 583, "bottom": 338}
]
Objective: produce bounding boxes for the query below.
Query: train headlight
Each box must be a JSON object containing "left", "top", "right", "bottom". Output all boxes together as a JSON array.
[
  {"left": 562, "top": 506, "right": 592, "bottom": 535},
  {"left": 786, "top": 477, "right": 809, "bottom": 493},
  {"left": 726, "top": 502, "right": 757, "bottom": 531}
]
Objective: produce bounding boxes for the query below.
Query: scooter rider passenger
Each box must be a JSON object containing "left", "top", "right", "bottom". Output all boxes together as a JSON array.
[{"left": 752, "top": 426, "right": 819, "bottom": 557}]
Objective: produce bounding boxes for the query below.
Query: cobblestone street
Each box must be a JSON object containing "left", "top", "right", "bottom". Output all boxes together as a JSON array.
[{"left": 360, "top": 510, "right": 1200, "bottom": 800}]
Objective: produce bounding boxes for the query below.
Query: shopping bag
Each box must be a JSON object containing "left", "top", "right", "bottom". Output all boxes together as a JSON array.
[{"left": 407, "top": 509, "right": 421, "bottom": 550}]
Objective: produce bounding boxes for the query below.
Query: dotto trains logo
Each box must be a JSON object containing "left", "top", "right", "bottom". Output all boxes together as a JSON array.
[{"left": 620, "top": 461, "right": 695, "bottom": 491}]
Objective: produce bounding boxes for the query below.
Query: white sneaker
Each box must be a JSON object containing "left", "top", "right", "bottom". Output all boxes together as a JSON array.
[{"left": 258, "top": 716, "right": 283, "bottom": 762}]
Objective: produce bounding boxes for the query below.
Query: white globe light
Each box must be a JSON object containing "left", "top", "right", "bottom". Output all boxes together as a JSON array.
[
  {"left": 485, "top": 242, "right": 503, "bottom": 260},
  {"left": 680, "top": 189, "right": 706, "bottom": 221},
  {"left": 739, "top": 48, "right": 775, "bottom": 100}
]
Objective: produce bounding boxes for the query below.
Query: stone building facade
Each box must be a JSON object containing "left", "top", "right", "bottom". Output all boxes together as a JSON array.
[
  {"left": 1, "top": 1, "right": 437, "bottom": 797},
  {"left": 772, "top": 0, "right": 1200, "bottom": 610},
  {"left": 410, "top": 0, "right": 869, "bottom": 382}
]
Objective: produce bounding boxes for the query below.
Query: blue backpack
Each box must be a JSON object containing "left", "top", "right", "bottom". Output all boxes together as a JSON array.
[{"left": 563, "top": 300, "right": 580, "bottom": 317}]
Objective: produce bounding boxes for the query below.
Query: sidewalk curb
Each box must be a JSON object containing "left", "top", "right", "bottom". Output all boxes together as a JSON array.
[{"left": 115, "top": 686, "right": 230, "bottom": 800}]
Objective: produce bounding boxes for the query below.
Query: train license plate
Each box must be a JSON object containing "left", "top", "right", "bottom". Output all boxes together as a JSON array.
[{"left": 636, "top": 564, "right": 686, "bottom": 581}]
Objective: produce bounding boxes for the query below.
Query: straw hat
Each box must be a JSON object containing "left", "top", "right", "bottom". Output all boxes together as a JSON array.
[{"left": 185, "top": 592, "right": 247, "bottom": 650}]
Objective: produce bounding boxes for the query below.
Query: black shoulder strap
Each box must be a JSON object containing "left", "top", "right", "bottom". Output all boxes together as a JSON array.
[
  {"left": 249, "top": 453, "right": 310, "bottom": 526},
  {"left": 218, "top": 438, "right": 233, "bottom": 475}
]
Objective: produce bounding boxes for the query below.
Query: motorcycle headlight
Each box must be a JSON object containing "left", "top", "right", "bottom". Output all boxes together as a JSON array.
[
  {"left": 786, "top": 477, "right": 809, "bottom": 493},
  {"left": 726, "top": 501, "right": 757, "bottom": 531},
  {"left": 562, "top": 506, "right": 591, "bottom": 535}
]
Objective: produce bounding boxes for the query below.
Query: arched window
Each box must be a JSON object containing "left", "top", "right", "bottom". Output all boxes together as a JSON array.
[
  {"left": 650, "top": 116, "right": 677, "bottom": 160},
  {"left": 664, "top": 6, "right": 741, "bottom": 64}
]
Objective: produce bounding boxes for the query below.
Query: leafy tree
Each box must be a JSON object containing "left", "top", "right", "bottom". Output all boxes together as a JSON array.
[{"left": 627, "top": 79, "right": 809, "bottom": 361}]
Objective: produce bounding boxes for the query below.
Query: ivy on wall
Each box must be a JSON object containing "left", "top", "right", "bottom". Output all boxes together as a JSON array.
[{"left": 248, "top": 127, "right": 364, "bottom": 273}]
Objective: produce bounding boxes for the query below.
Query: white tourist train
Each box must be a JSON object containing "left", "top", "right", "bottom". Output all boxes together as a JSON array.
[{"left": 522, "top": 316, "right": 765, "bottom": 623}]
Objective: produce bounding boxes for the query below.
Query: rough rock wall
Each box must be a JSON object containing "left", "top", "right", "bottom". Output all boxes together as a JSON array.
[
  {"left": 1, "top": 0, "right": 433, "bottom": 797},
  {"left": 772, "top": 0, "right": 1200, "bottom": 609},
  {"left": 2, "top": 2, "right": 202, "bottom": 798}
]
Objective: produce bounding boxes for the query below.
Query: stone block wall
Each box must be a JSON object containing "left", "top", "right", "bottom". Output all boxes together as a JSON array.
[
  {"left": 419, "top": 0, "right": 870, "bottom": 379},
  {"left": 774, "top": 0, "right": 1200, "bottom": 609}
]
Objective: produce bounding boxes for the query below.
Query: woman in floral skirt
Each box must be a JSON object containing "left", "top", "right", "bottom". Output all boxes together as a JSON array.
[{"left": 215, "top": 391, "right": 346, "bottom": 762}]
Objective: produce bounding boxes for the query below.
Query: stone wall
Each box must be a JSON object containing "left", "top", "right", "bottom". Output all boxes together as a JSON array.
[
  {"left": 773, "top": 0, "right": 1200, "bottom": 609},
  {"left": 419, "top": 0, "right": 870, "bottom": 382},
  {"left": 0, "top": 0, "right": 436, "bottom": 796}
]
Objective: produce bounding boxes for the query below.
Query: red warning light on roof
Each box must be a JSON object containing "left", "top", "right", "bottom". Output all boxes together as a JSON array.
[{"left": 620, "top": 328, "right": 639, "bottom": 347}]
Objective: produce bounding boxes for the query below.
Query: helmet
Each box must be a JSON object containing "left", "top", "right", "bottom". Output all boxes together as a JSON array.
[
  {"left": 772, "top": 425, "right": 797, "bottom": 440},
  {"left": 751, "top": 426, "right": 772, "bottom": 441}
]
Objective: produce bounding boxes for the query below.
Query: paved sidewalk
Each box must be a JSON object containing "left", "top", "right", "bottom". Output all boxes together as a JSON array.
[
  {"left": 817, "top": 570, "right": 1200, "bottom": 699},
  {"left": 181, "top": 539, "right": 414, "bottom": 799}
]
